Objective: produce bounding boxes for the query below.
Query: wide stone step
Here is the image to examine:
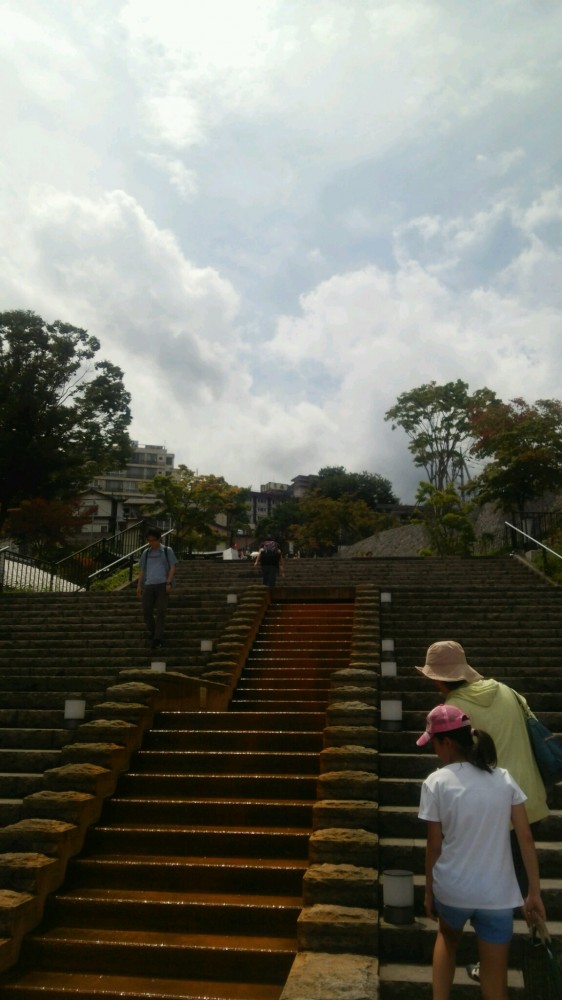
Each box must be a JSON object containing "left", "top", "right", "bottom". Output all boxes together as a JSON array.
[
  {"left": 154, "top": 711, "right": 327, "bottom": 732},
  {"left": 70, "top": 854, "right": 308, "bottom": 894},
  {"left": 379, "top": 916, "right": 562, "bottom": 968},
  {"left": 0, "top": 772, "right": 44, "bottom": 796},
  {"left": 103, "top": 798, "right": 314, "bottom": 827},
  {"left": 131, "top": 751, "right": 320, "bottom": 776},
  {"left": 120, "top": 774, "right": 317, "bottom": 798},
  {"left": 378, "top": 776, "right": 562, "bottom": 810},
  {"left": 0, "top": 798, "right": 23, "bottom": 825},
  {"left": 0, "top": 677, "right": 112, "bottom": 692},
  {"left": 47, "top": 886, "right": 302, "bottom": 935},
  {"left": 379, "top": 961, "right": 525, "bottom": 998},
  {"left": 0, "top": 749, "right": 62, "bottom": 772},
  {"left": 379, "top": 874, "right": 562, "bottom": 925},
  {"left": 379, "top": 675, "right": 562, "bottom": 694},
  {"left": 20, "top": 926, "right": 296, "bottom": 982},
  {"left": 379, "top": 837, "right": 561, "bottom": 877},
  {"left": 231, "top": 689, "right": 330, "bottom": 704},
  {"left": 86, "top": 824, "right": 310, "bottom": 859},
  {"left": 0, "top": 970, "right": 285, "bottom": 999},
  {"left": 238, "top": 674, "right": 334, "bottom": 688},
  {"left": 229, "top": 700, "right": 329, "bottom": 713},
  {"left": 0, "top": 729, "right": 72, "bottom": 749},
  {"left": 378, "top": 804, "right": 562, "bottom": 840},
  {"left": 246, "top": 656, "right": 350, "bottom": 669},
  {"left": 139, "top": 731, "right": 323, "bottom": 753}
]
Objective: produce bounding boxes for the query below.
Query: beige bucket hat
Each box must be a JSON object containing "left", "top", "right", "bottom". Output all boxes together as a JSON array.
[{"left": 416, "top": 640, "right": 483, "bottom": 682}]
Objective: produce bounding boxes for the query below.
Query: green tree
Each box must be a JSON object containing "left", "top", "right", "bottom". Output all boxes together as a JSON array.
[
  {"left": 255, "top": 498, "right": 303, "bottom": 549},
  {"left": 314, "top": 466, "right": 398, "bottom": 507},
  {"left": 0, "top": 310, "right": 132, "bottom": 530},
  {"left": 385, "top": 380, "right": 496, "bottom": 491},
  {"left": 290, "top": 496, "right": 395, "bottom": 556},
  {"left": 414, "top": 482, "right": 475, "bottom": 557},
  {"left": 142, "top": 465, "right": 251, "bottom": 553},
  {"left": 468, "top": 396, "right": 562, "bottom": 515},
  {"left": 6, "top": 497, "right": 97, "bottom": 561}
]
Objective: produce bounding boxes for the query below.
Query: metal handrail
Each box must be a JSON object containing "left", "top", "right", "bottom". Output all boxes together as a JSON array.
[
  {"left": 0, "top": 545, "right": 8, "bottom": 593},
  {"left": 87, "top": 528, "right": 177, "bottom": 584},
  {"left": 505, "top": 521, "right": 562, "bottom": 562}
]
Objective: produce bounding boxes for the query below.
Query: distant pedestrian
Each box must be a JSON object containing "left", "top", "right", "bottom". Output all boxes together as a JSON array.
[
  {"left": 254, "top": 537, "right": 284, "bottom": 588},
  {"left": 137, "top": 527, "right": 177, "bottom": 648},
  {"left": 417, "top": 704, "right": 545, "bottom": 1000}
]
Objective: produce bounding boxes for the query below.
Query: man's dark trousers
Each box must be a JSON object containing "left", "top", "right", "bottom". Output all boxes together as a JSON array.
[{"left": 142, "top": 583, "right": 168, "bottom": 640}]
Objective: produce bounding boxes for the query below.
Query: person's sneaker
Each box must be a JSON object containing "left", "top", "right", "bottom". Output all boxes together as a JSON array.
[{"left": 466, "top": 963, "right": 480, "bottom": 983}]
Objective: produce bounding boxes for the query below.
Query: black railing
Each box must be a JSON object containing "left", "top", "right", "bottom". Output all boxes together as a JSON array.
[
  {"left": 0, "top": 521, "right": 163, "bottom": 593},
  {"left": 87, "top": 528, "right": 176, "bottom": 588},
  {"left": 504, "top": 512, "right": 562, "bottom": 552}
]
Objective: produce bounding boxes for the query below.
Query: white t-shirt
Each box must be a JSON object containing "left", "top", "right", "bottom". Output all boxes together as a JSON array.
[{"left": 418, "top": 762, "right": 526, "bottom": 909}]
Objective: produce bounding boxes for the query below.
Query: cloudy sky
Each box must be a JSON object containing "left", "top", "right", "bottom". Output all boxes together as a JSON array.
[{"left": 2, "top": 0, "right": 562, "bottom": 501}]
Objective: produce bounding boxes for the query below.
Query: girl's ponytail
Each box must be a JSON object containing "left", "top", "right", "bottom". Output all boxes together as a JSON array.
[
  {"left": 437, "top": 725, "right": 497, "bottom": 772},
  {"left": 467, "top": 729, "right": 497, "bottom": 773}
]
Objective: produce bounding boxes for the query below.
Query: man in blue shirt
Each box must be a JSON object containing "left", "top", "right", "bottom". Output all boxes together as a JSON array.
[{"left": 136, "top": 527, "right": 177, "bottom": 649}]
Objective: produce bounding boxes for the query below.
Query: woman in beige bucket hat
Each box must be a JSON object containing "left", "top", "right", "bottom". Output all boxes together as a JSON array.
[
  {"left": 416, "top": 640, "right": 483, "bottom": 683},
  {"left": 416, "top": 638, "right": 549, "bottom": 985}
]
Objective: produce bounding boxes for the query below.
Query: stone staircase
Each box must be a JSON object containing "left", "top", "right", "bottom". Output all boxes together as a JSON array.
[
  {"left": 0, "top": 555, "right": 560, "bottom": 999},
  {"left": 0, "top": 597, "right": 354, "bottom": 999},
  {"left": 0, "top": 580, "right": 242, "bottom": 826}
]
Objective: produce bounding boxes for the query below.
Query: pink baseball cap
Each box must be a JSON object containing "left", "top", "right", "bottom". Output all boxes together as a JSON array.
[{"left": 416, "top": 704, "right": 472, "bottom": 747}]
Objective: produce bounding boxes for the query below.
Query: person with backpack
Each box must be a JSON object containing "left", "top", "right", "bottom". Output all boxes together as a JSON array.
[
  {"left": 417, "top": 703, "right": 545, "bottom": 1000},
  {"left": 136, "top": 526, "right": 177, "bottom": 648},
  {"left": 254, "top": 536, "right": 284, "bottom": 588}
]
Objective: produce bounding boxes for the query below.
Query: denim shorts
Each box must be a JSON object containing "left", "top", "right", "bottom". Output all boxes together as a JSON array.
[{"left": 434, "top": 898, "right": 513, "bottom": 944}]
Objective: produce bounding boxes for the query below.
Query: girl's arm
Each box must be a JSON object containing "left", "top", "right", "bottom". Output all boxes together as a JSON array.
[
  {"left": 511, "top": 802, "right": 546, "bottom": 924},
  {"left": 424, "top": 821, "right": 442, "bottom": 921}
]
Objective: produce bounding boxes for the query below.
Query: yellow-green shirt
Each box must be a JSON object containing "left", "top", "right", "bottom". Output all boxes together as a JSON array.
[{"left": 446, "top": 679, "right": 548, "bottom": 824}]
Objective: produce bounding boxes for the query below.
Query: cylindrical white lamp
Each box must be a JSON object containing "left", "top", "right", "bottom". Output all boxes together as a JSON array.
[
  {"left": 150, "top": 660, "right": 166, "bottom": 673},
  {"left": 383, "top": 870, "right": 415, "bottom": 924},
  {"left": 64, "top": 698, "right": 86, "bottom": 729},
  {"left": 200, "top": 639, "right": 213, "bottom": 652},
  {"left": 380, "top": 699, "right": 403, "bottom": 731},
  {"left": 381, "top": 638, "right": 395, "bottom": 652},
  {"left": 227, "top": 593, "right": 238, "bottom": 604},
  {"left": 380, "top": 591, "right": 392, "bottom": 603},
  {"left": 381, "top": 660, "right": 397, "bottom": 677}
]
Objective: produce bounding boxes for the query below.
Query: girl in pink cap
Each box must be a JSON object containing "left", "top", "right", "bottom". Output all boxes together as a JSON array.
[{"left": 417, "top": 704, "right": 545, "bottom": 1000}]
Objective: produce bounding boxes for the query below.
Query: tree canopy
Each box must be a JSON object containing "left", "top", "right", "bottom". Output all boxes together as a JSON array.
[
  {"left": 255, "top": 498, "right": 303, "bottom": 548},
  {"left": 142, "top": 465, "right": 251, "bottom": 553},
  {"left": 289, "top": 495, "right": 397, "bottom": 556},
  {"left": 414, "top": 482, "right": 475, "bottom": 557},
  {"left": 0, "top": 310, "right": 132, "bottom": 530},
  {"left": 467, "top": 396, "right": 562, "bottom": 514},
  {"left": 5, "top": 497, "right": 96, "bottom": 561},
  {"left": 385, "top": 380, "right": 496, "bottom": 491},
  {"left": 314, "top": 466, "right": 398, "bottom": 507}
]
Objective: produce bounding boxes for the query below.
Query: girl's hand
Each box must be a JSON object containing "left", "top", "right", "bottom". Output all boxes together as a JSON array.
[
  {"left": 523, "top": 892, "right": 546, "bottom": 925},
  {"left": 424, "top": 892, "right": 437, "bottom": 921}
]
